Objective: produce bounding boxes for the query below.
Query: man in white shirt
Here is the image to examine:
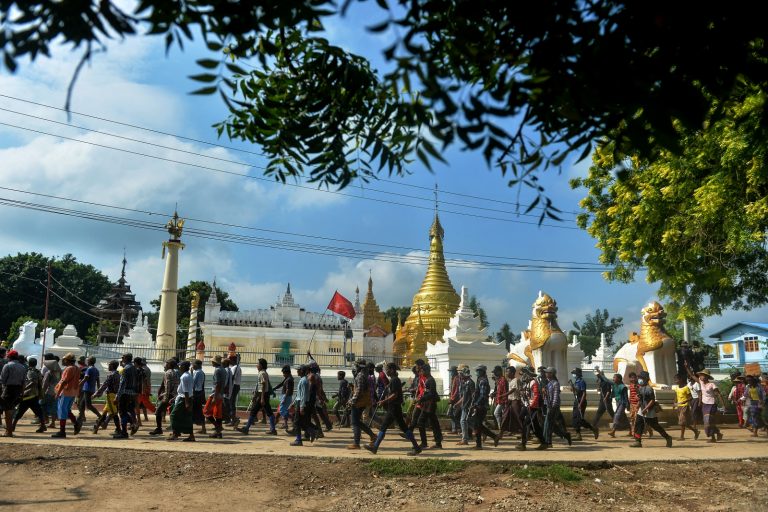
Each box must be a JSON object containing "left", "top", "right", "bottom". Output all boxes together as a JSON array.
[{"left": 168, "top": 361, "right": 195, "bottom": 442}]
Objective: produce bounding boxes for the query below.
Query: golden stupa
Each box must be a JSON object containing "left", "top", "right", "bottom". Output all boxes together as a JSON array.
[{"left": 395, "top": 212, "right": 460, "bottom": 366}]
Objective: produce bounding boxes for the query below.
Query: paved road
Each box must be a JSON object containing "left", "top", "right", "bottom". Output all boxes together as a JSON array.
[{"left": 2, "top": 419, "right": 766, "bottom": 463}]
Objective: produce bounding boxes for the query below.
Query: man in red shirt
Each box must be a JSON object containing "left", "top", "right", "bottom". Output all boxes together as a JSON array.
[
  {"left": 491, "top": 366, "right": 508, "bottom": 433},
  {"left": 516, "top": 367, "right": 545, "bottom": 450}
]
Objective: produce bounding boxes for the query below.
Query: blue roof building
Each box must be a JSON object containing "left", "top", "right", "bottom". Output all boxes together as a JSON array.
[{"left": 708, "top": 322, "right": 768, "bottom": 371}]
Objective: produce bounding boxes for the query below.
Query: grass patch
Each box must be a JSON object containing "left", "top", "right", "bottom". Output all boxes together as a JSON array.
[
  {"left": 368, "top": 458, "right": 468, "bottom": 477},
  {"left": 510, "top": 464, "right": 582, "bottom": 482}
]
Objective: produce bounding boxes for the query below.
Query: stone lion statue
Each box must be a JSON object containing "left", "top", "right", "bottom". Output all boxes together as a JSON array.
[
  {"left": 613, "top": 301, "right": 677, "bottom": 388},
  {"left": 507, "top": 291, "right": 568, "bottom": 375}
]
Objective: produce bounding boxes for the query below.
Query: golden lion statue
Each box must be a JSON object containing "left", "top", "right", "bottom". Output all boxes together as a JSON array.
[
  {"left": 507, "top": 292, "right": 568, "bottom": 374},
  {"left": 613, "top": 301, "right": 677, "bottom": 388}
]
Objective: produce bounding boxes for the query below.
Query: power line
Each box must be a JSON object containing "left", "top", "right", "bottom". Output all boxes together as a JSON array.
[
  {"left": 0, "top": 117, "right": 577, "bottom": 223},
  {"left": 0, "top": 105, "right": 578, "bottom": 220},
  {"left": 0, "top": 196, "right": 607, "bottom": 273},
  {"left": 0, "top": 93, "right": 583, "bottom": 217},
  {"left": 0, "top": 185, "right": 606, "bottom": 267},
  {"left": 0, "top": 93, "right": 268, "bottom": 157}
]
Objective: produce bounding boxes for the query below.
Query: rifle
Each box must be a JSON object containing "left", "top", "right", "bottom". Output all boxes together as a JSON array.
[{"left": 367, "top": 386, "right": 386, "bottom": 429}]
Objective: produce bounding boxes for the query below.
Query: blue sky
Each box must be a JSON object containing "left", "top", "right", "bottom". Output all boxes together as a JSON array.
[{"left": 0, "top": 4, "right": 764, "bottom": 343}]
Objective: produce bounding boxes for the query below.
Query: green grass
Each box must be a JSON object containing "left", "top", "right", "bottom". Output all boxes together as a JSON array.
[
  {"left": 510, "top": 464, "right": 582, "bottom": 482},
  {"left": 368, "top": 458, "right": 467, "bottom": 477}
]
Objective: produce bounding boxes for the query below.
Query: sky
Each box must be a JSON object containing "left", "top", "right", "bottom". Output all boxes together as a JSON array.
[{"left": 1, "top": 3, "right": 765, "bottom": 345}]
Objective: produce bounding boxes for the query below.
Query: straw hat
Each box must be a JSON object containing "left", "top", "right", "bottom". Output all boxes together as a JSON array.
[
  {"left": 61, "top": 352, "right": 75, "bottom": 363},
  {"left": 695, "top": 369, "right": 712, "bottom": 378}
]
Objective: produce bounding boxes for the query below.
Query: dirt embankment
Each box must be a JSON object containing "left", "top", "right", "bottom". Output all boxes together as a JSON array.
[{"left": 0, "top": 444, "right": 766, "bottom": 511}]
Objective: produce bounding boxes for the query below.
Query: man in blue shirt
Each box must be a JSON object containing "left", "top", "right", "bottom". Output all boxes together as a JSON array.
[
  {"left": 471, "top": 365, "right": 499, "bottom": 450},
  {"left": 77, "top": 356, "right": 101, "bottom": 427},
  {"left": 569, "top": 367, "right": 598, "bottom": 441}
]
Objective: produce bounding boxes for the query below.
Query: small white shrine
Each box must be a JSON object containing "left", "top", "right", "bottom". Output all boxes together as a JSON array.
[
  {"left": 50, "top": 325, "right": 85, "bottom": 358},
  {"left": 587, "top": 333, "right": 614, "bottom": 372},
  {"left": 123, "top": 310, "right": 154, "bottom": 346},
  {"left": 426, "top": 285, "right": 508, "bottom": 395}
]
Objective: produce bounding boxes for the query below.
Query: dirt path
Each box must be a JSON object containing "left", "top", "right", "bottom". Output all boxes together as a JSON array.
[{"left": 2, "top": 419, "right": 767, "bottom": 463}]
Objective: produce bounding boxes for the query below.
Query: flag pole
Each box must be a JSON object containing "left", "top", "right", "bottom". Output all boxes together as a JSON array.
[{"left": 306, "top": 308, "right": 330, "bottom": 363}]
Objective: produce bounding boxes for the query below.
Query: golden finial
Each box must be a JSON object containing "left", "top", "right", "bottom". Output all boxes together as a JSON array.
[{"left": 166, "top": 210, "right": 184, "bottom": 240}]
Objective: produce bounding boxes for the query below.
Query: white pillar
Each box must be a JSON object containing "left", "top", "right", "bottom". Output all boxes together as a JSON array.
[{"left": 156, "top": 212, "right": 185, "bottom": 354}]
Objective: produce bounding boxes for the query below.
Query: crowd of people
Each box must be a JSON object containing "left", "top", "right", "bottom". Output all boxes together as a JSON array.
[{"left": 1, "top": 346, "right": 767, "bottom": 454}]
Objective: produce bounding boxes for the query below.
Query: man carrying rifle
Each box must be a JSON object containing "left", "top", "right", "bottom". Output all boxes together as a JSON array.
[
  {"left": 365, "top": 363, "right": 421, "bottom": 455},
  {"left": 569, "top": 367, "right": 598, "bottom": 441},
  {"left": 516, "top": 366, "right": 545, "bottom": 450},
  {"left": 347, "top": 359, "right": 375, "bottom": 449},
  {"left": 542, "top": 367, "right": 572, "bottom": 448},
  {"left": 410, "top": 364, "right": 443, "bottom": 453},
  {"left": 471, "top": 365, "right": 499, "bottom": 450}
]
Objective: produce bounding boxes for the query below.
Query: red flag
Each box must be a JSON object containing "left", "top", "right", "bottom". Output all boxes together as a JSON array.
[{"left": 327, "top": 291, "right": 356, "bottom": 319}]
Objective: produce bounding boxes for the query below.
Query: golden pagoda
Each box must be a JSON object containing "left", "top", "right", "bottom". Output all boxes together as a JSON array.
[
  {"left": 362, "top": 274, "right": 391, "bottom": 334},
  {"left": 396, "top": 212, "right": 460, "bottom": 366}
]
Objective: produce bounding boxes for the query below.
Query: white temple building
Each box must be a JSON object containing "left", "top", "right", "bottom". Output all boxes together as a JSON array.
[
  {"left": 200, "top": 282, "right": 392, "bottom": 366},
  {"left": 425, "top": 285, "right": 508, "bottom": 395}
]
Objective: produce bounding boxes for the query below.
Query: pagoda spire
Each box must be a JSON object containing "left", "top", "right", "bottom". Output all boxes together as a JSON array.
[{"left": 400, "top": 208, "right": 459, "bottom": 364}]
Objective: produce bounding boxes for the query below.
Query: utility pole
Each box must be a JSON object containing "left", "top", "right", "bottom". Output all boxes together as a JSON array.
[
  {"left": 683, "top": 318, "right": 689, "bottom": 342},
  {"left": 40, "top": 262, "right": 51, "bottom": 359}
]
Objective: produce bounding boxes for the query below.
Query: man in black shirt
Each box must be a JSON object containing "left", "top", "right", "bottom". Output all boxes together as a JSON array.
[
  {"left": 365, "top": 363, "right": 421, "bottom": 455},
  {"left": 411, "top": 364, "right": 443, "bottom": 453}
]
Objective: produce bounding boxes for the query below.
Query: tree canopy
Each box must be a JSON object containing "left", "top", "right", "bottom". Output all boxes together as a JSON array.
[
  {"left": 0, "top": 253, "right": 111, "bottom": 340},
  {"left": 3, "top": 2, "right": 767, "bottom": 218},
  {"left": 569, "top": 308, "right": 624, "bottom": 358},
  {"left": 573, "top": 85, "right": 768, "bottom": 317},
  {"left": 382, "top": 306, "right": 410, "bottom": 334},
  {"left": 495, "top": 322, "right": 519, "bottom": 351}
]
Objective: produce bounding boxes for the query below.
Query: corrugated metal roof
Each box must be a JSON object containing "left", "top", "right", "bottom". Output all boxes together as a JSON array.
[{"left": 708, "top": 321, "right": 768, "bottom": 339}]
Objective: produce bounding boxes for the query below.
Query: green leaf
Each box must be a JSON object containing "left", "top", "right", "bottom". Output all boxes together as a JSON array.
[
  {"left": 196, "top": 59, "right": 220, "bottom": 70},
  {"left": 190, "top": 86, "right": 218, "bottom": 95},
  {"left": 189, "top": 73, "right": 218, "bottom": 83}
]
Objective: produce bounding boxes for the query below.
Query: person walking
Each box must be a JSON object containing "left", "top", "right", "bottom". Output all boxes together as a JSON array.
[
  {"left": 471, "top": 365, "right": 499, "bottom": 449},
  {"left": 238, "top": 358, "right": 278, "bottom": 435},
  {"left": 203, "top": 355, "right": 227, "bottom": 438},
  {"left": 92, "top": 360, "right": 121, "bottom": 434},
  {"left": 51, "top": 353, "right": 81, "bottom": 438},
  {"left": 630, "top": 370, "right": 672, "bottom": 448},
  {"left": 168, "top": 361, "right": 195, "bottom": 442},
  {"left": 673, "top": 373, "right": 700, "bottom": 440},
  {"left": 516, "top": 367, "right": 546, "bottom": 451},
  {"left": 149, "top": 359, "right": 179, "bottom": 436},
  {"left": 542, "top": 367, "right": 571, "bottom": 448},
  {"left": 569, "top": 367, "right": 598, "bottom": 441},
  {"left": 77, "top": 356, "right": 101, "bottom": 427},
  {"left": 606, "top": 373, "right": 629, "bottom": 438},
  {"left": 347, "top": 359, "right": 375, "bottom": 449},
  {"left": 411, "top": 363, "right": 443, "bottom": 452},
  {"left": 1, "top": 350, "right": 26, "bottom": 437},
  {"left": 114, "top": 353, "right": 140, "bottom": 439},
  {"left": 456, "top": 365, "right": 475, "bottom": 445},
  {"left": 364, "top": 363, "right": 421, "bottom": 455},
  {"left": 11, "top": 357, "right": 46, "bottom": 434},
  {"left": 191, "top": 360, "right": 206, "bottom": 435},
  {"left": 273, "top": 365, "right": 294, "bottom": 430},
  {"left": 694, "top": 368, "right": 727, "bottom": 443}
]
